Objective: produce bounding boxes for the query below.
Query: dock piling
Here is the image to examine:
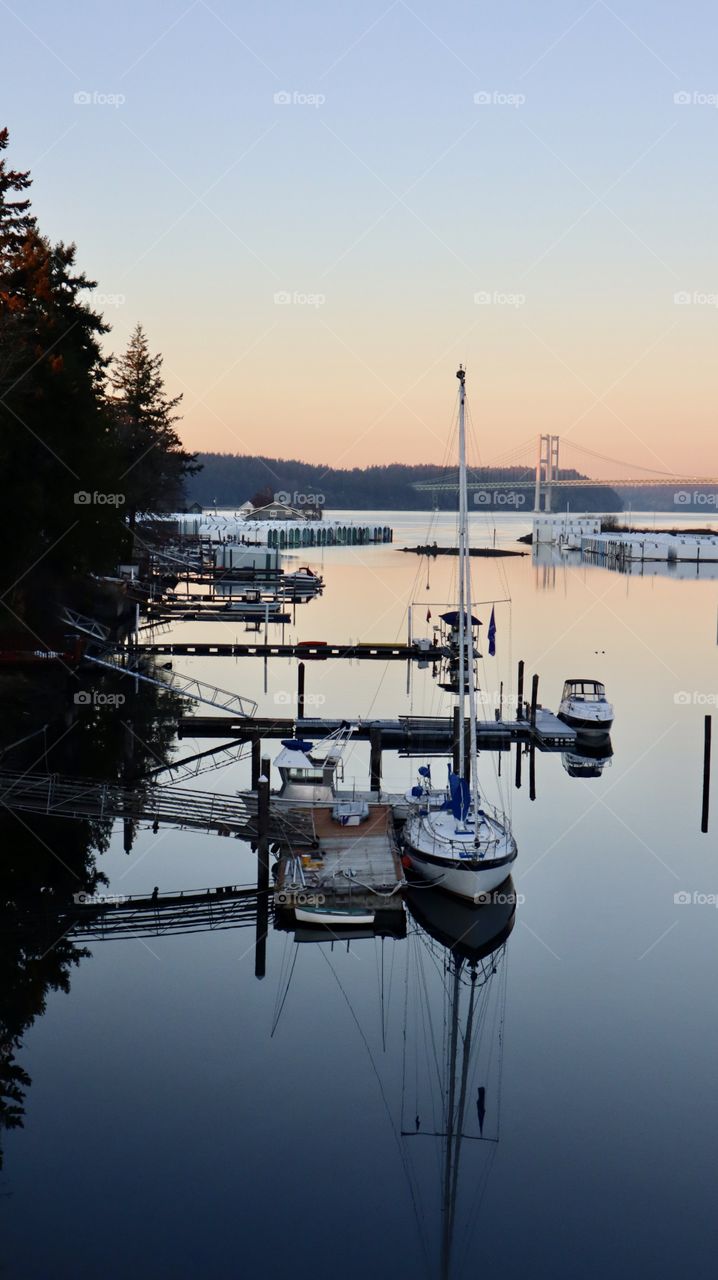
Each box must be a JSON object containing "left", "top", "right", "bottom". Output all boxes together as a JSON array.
[
  {"left": 297, "top": 661, "right": 305, "bottom": 719},
  {"left": 517, "top": 661, "right": 525, "bottom": 721},
  {"left": 530, "top": 674, "right": 539, "bottom": 728},
  {"left": 702, "top": 715, "right": 712, "bottom": 833},
  {"left": 370, "top": 726, "right": 382, "bottom": 794},
  {"left": 254, "top": 756, "right": 271, "bottom": 980}
]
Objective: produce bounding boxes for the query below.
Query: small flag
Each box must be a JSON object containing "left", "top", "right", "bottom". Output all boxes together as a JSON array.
[
  {"left": 488, "top": 606, "right": 496, "bottom": 657},
  {"left": 426, "top": 608, "right": 432, "bottom": 623}
]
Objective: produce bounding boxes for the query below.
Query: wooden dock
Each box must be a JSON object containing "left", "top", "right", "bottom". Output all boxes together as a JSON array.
[
  {"left": 131, "top": 639, "right": 439, "bottom": 661},
  {"left": 275, "top": 802, "right": 406, "bottom": 930},
  {"left": 179, "top": 711, "right": 577, "bottom": 752}
]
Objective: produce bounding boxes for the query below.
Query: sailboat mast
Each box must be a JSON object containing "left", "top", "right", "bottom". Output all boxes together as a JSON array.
[
  {"left": 457, "top": 367, "right": 481, "bottom": 816},
  {"left": 457, "top": 369, "right": 467, "bottom": 781}
]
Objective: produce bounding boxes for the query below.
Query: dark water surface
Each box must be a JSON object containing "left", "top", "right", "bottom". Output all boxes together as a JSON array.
[{"left": 2, "top": 511, "right": 718, "bottom": 1279}]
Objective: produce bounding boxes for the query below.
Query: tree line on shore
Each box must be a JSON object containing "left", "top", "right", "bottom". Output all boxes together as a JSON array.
[
  {"left": 0, "top": 127, "right": 199, "bottom": 617},
  {"left": 188, "top": 452, "right": 624, "bottom": 513}
]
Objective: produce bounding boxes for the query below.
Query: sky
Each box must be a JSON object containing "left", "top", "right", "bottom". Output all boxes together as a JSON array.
[{"left": 2, "top": 0, "right": 717, "bottom": 475}]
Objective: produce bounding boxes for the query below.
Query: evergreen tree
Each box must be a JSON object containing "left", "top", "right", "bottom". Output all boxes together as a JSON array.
[
  {"left": 0, "top": 128, "right": 129, "bottom": 634},
  {"left": 109, "top": 324, "right": 200, "bottom": 526}
]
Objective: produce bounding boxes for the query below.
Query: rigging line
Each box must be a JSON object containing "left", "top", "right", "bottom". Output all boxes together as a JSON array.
[
  {"left": 270, "top": 942, "right": 299, "bottom": 1038},
  {"left": 396, "top": 931, "right": 409, "bottom": 1131},
  {"left": 319, "top": 946, "right": 434, "bottom": 1279},
  {"left": 416, "top": 940, "right": 445, "bottom": 1108}
]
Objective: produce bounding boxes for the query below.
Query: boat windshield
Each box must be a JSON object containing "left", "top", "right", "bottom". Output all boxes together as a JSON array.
[
  {"left": 285, "top": 767, "right": 325, "bottom": 783},
  {"left": 563, "top": 680, "right": 606, "bottom": 700}
]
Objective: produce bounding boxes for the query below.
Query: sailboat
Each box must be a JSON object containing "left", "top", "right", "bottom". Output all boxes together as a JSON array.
[{"left": 401, "top": 367, "right": 518, "bottom": 902}]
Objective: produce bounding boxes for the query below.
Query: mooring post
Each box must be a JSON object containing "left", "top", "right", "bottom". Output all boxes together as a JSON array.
[
  {"left": 529, "top": 743, "right": 536, "bottom": 801},
  {"left": 251, "top": 735, "right": 261, "bottom": 790},
  {"left": 254, "top": 755, "right": 271, "bottom": 980},
  {"left": 702, "top": 714, "right": 712, "bottom": 834},
  {"left": 297, "top": 661, "right": 305, "bottom": 720},
  {"left": 517, "top": 660, "right": 525, "bottom": 720},
  {"left": 530, "top": 674, "right": 539, "bottom": 728},
  {"left": 452, "top": 706, "right": 461, "bottom": 774},
  {"left": 370, "top": 726, "right": 382, "bottom": 794},
  {"left": 515, "top": 743, "right": 522, "bottom": 790}
]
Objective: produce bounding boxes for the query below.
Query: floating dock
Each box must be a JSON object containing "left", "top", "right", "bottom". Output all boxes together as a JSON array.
[
  {"left": 179, "top": 711, "right": 577, "bottom": 752},
  {"left": 274, "top": 802, "right": 405, "bottom": 932}
]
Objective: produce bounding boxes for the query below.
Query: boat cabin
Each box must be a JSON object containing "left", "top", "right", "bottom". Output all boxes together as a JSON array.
[
  {"left": 561, "top": 679, "right": 607, "bottom": 703},
  {"left": 274, "top": 738, "right": 341, "bottom": 803}
]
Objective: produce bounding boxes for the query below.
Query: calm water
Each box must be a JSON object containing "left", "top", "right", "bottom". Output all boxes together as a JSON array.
[{"left": 2, "top": 511, "right": 718, "bottom": 1279}]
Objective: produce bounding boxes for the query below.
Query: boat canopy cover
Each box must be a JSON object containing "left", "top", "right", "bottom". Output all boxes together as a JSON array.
[
  {"left": 440, "top": 610, "right": 481, "bottom": 627},
  {"left": 280, "top": 738, "right": 315, "bottom": 752}
]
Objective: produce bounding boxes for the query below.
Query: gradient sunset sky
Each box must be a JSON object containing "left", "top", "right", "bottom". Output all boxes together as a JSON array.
[{"left": 4, "top": 0, "right": 717, "bottom": 474}]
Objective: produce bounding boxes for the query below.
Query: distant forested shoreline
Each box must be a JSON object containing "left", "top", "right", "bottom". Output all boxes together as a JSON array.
[{"left": 186, "top": 453, "right": 625, "bottom": 512}]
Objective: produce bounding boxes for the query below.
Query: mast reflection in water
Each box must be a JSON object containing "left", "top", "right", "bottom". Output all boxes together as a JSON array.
[{"left": 403, "top": 885, "right": 517, "bottom": 1279}]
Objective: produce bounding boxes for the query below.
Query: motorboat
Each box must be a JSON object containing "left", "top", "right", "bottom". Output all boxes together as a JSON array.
[{"left": 558, "top": 678, "right": 614, "bottom": 736}]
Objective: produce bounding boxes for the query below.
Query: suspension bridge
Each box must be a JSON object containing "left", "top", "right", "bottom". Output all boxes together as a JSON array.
[{"left": 413, "top": 434, "right": 718, "bottom": 511}]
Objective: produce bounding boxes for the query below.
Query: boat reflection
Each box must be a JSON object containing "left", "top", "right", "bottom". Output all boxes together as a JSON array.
[
  {"left": 561, "top": 736, "right": 613, "bottom": 779},
  {"left": 403, "top": 883, "right": 517, "bottom": 1278}
]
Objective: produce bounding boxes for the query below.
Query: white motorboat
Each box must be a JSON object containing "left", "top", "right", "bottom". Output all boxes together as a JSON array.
[
  {"left": 401, "top": 367, "right": 518, "bottom": 903},
  {"left": 558, "top": 678, "right": 614, "bottom": 737}
]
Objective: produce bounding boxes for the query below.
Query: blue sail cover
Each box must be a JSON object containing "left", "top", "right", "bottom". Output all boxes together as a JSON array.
[
  {"left": 448, "top": 771, "right": 471, "bottom": 821},
  {"left": 280, "top": 738, "right": 314, "bottom": 752}
]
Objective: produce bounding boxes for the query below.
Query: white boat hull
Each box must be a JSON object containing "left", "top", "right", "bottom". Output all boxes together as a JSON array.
[{"left": 402, "top": 847, "right": 515, "bottom": 902}]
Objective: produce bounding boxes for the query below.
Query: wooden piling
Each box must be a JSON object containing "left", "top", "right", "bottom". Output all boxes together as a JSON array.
[
  {"left": 529, "top": 743, "right": 536, "bottom": 802},
  {"left": 515, "top": 743, "right": 522, "bottom": 790},
  {"left": 251, "top": 735, "right": 261, "bottom": 790},
  {"left": 370, "top": 726, "right": 382, "bottom": 794},
  {"left": 517, "top": 660, "right": 525, "bottom": 720},
  {"left": 530, "top": 674, "right": 539, "bottom": 727},
  {"left": 297, "top": 661, "right": 305, "bottom": 719},
  {"left": 254, "top": 756, "right": 271, "bottom": 979},
  {"left": 702, "top": 715, "right": 712, "bottom": 834}
]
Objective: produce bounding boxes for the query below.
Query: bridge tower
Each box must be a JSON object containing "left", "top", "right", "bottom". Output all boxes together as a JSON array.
[{"left": 533, "top": 434, "right": 560, "bottom": 512}]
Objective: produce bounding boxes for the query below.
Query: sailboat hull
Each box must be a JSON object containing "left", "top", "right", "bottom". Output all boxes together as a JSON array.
[{"left": 402, "top": 838, "right": 517, "bottom": 903}]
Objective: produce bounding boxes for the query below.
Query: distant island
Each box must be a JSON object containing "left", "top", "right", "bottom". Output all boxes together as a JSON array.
[{"left": 186, "top": 453, "right": 625, "bottom": 513}]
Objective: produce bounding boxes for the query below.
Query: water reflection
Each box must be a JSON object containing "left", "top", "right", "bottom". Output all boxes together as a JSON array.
[{"left": 404, "top": 884, "right": 516, "bottom": 1279}]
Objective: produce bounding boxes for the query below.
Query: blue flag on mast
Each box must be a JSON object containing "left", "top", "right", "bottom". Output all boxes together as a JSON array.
[{"left": 488, "top": 606, "right": 496, "bottom": 657}]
